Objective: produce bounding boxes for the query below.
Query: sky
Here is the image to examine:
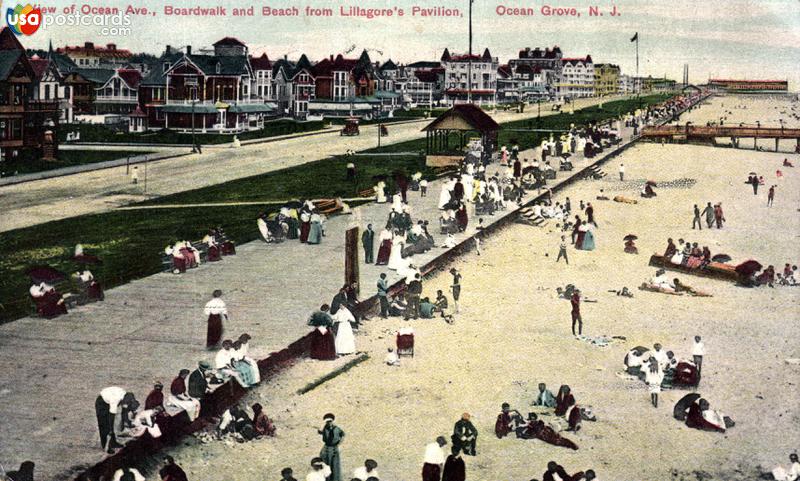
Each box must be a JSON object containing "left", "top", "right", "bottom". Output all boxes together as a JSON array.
[{"left": 15, "top": 0, "right": 800, "bottom": 88}]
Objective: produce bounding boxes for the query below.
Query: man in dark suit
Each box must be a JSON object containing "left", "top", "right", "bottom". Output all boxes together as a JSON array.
[{"left": 361, "top": 224, "right": 375, "bottom": 264}]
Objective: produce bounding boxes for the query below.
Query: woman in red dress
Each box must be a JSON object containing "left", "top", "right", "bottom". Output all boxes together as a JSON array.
[{"left": 375, "top": 228, "right": 393, "bottom": 266}]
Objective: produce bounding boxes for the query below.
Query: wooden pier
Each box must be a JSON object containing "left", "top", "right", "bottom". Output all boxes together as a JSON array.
[{"left": 641, "top": 124, "right": 800, "bottom": 151}]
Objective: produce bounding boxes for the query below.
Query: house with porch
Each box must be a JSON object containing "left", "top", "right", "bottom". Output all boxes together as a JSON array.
[
  {"left": 441, "top": 48, "right": 498, "bottom": 105},
  {"left": 94, "top": 68, "right": 141, "bottom": 114},
  {"left": 138, "top": 38, "right": 277, "bottom": 133},
  {"left": 29, "top": 52, "right": 73, "bottom": 123},
  {"left": 0, "top": 27, "right": 59, "bottom": 162},
  {"left": 308, "top": 50, "right": 397, "bottom": 119}
]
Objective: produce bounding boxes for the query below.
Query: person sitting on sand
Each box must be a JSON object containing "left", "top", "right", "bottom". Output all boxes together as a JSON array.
[
  {"left": 613, "top": 287, "right": 634, "bottom": 298},
  {"left": 516, "top": 413, "right": 578, "bottom": 450},
  {"left": 555, "top": 385, "right": 576, "bottom": 417},
  {"left": 624, "top": 348, "right": 648, "bottom": 379},
  {"left": 771, "top": 453, "right": 800, "bottom": 481},
  {"left": 685, "top": 398, "right": 728, "bottom": 433},
  {"left": 495, "top": 403, "right": 523, "bottom": 438},
  {"left": 624, "top": 239, "right": 638, "bottom": 255},
  {"left": 645, "top": 269, "right": 676, "bottom": 293},
  {"left": 663, "top": 238, "right": 677, "bottom": 259},
  {"left": 783, "top": 158, "right": 794, "bottom": 167},
  {"left": 532, "top": 383, "right": 557, "bottom": 408},
  {"left": 541, "top": 461, "right": 584, "bottom": 481},
  {"left": 661, "top": 351, "right": 679, "bottom": 389},
  {"left": 756, "top": 265, "right": 776, "bottom": 287}
]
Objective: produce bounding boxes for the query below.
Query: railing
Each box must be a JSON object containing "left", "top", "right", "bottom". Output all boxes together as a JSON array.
[{"left": 642, "top": 125, "right": 800, "bottom": 139}]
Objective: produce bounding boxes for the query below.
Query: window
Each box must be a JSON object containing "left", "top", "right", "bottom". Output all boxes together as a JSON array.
[
  {"left": 44, "top": 84, "right": 51, "bottom": 100},
  {"left": 216, "top": 62, "right": 221, "bottom": 74},
  {"left": 163, "top": 62, "right": 171, "bottom": 73}
]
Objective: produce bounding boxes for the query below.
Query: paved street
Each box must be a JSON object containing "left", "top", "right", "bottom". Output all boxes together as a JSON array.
[{"left": 0, "top": 97, "right": 616, "bottom": 232}]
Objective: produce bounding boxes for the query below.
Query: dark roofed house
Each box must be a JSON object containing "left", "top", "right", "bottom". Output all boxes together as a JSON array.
[
  {"left": 250, "top": 53, "right": 273, "bottom": 101},
  {"left": 440, "top": 47, "right": 498, "bottom": 105},
  {"left": 143, "top": 39, "right": 276, "bottom": 133},
  {"left": 0, "top": 27, "right": 60, "bottom": 163},
  {"left": 94, "top": 67, "right": 142, "bottom": 114}
]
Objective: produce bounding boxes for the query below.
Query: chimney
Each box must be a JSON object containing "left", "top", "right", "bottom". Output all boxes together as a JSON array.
[
  {"left": 186, "top": 45, "right": 192, "bottom": 55},
  {"left": 330, "top": 54, "right": 334, "bottom": 62},
  {"left": 284, "top": 54, "right": 288, "bottom": 60},
  {"left": 165, "top": 45, "right": 172, "bottom": 55},
  {"left": 84, "top": 42, "right": 94, "bottom": 50}
]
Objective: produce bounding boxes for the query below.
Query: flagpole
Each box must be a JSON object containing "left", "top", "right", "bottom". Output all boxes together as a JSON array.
[{"left": 467, "top": 0, "right": 473, "bottom": 104}]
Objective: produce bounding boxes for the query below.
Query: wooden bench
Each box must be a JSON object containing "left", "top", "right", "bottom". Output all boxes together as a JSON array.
[
  {"left": 358, "top": 188, "right": 376, "bottom": 198},
  {"left": 316, "top": 199, "right": 344, "bottom": 216}
]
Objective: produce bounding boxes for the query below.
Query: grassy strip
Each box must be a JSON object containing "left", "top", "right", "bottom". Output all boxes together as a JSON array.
[
  {"left": 296, "top": 353, "right": 370, "bottom": 395},
  {"left": 0, "top": 150, "right": 154, "bottom": 176},
  {"left": 0, "top": 94, "right": 671, "bottom": 324},
  {"left": 57, "top": 119, "right": 325, "bottom": 145}
]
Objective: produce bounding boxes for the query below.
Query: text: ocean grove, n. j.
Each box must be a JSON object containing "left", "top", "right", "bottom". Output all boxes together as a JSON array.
[{"left": 162, "top": 5, "right": 465, "bottom": 18}]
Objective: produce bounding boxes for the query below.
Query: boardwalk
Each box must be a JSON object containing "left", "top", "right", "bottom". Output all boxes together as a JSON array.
[{"left": 0, "top": 113, "right": 647, "bottom": 480}]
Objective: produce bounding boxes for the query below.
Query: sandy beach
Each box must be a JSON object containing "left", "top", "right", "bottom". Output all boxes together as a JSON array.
[{"left": 148, "top": 97, "right": 800, "bottom": 481}]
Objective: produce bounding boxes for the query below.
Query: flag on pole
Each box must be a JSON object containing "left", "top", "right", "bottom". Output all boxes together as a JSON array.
[{"left": 630, "top": 32, "right": 638, "bottom": 42}]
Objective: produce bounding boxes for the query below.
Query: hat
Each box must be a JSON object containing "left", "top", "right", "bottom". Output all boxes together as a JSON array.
[
  {"left": 198, "top": 361, "right": 211, "bottom": 370},
  {"left": 323, "top": 413, "right": 335, "bottom": 421}
]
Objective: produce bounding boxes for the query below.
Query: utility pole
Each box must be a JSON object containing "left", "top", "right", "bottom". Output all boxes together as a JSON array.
[{"left": 467, "top": 0, "right": 473, "bottom": 103}]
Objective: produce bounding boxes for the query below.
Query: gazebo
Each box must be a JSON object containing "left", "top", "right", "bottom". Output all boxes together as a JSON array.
[{"left": 422, "top": 104, "right": 500, "bottom": 166}]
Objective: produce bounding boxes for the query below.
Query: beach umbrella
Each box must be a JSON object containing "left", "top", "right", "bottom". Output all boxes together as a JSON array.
[
  {"left": 673, "top": 393, "right": 701, "bottom": 420},
  {"left": 735, "top": 260, "right": 762, "bottom": 276},
  {"left": 748, "top": 172, "right": 757, "bottom": 175},
  {"left": 631, "top": 346, "right": 650, "bottom": 356},
  {"left": 26, "top": 266, "right": 67, "bottom": 283},
  {"left": 623, "top": 234, "right": 638, "bottom": 241},
  {"left": 711, "top": 254, "right": 732, "bottom": 263},
  {"left": 645, "top": 180, "right": 657, "bottom": 186}
]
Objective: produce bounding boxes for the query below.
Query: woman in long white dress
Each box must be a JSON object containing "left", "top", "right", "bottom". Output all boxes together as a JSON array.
[
  {"left": 375, "top": 181, "right": 388, "bottom": 203},
  {"left": 332, "top": 306, "right": 356, "bottom": 355},
  {"left": 438, "top": 180, "right": 452, "bottom": 209},
  {"left": 387, "top": 232, "right": 406, "bottom": 270}
]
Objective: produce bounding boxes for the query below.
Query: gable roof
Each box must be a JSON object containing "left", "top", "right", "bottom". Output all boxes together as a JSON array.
[
  {"left": 174, "top": 53, "right": 250, "bottom": 76},
  {"left": 271, "top": 58, "right": 295, "bottom": 78},
  {"left": 250, "top": 53, "right": 271, "bottom": 71},
  {"left": 422, "top": 104, "right": 500, "bottom": 133},
  {"left": 28, "top": 56, "right": 51, "bottom": 81},
  {"left": 379, "top": 59, "right": 397, "bottom": 71},
  {"left": 73, "top": 68, "right": 115, "bottom": 84},
  {"left": 213, "top": 37, "right": 247, "bottom": 47},
  {"left": 0, "top": 29, "right": 35, "bottom": 82},
  {"left": 562, "top": 55, "right": 593, "bottom": 65},
  {"left": 117, "top": 68, "right": 142, "bottom": 89},
  {"left": 292, "top": 54, "right": 313, "bottom": 77}
]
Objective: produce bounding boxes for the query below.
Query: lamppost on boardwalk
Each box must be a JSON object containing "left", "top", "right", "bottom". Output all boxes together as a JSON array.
[{"left": 190, "top": 85, "right": 198, "bottom": 153}]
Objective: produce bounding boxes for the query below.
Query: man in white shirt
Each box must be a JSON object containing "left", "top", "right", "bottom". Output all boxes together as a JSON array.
[
  {"left": 95, "top": 386, "right": 137, "bottom": 453},
  {"left": 422, "top": 436, "right": 447, "bottom": 481},
  {"left": 618, "top": 163, "right": 625, "bottom": 181},
  {"left": 352, "top": 459, "right": 379, "bottom": 481},
  {"left": 692, "top": 335, "right": 705, "bottom": 375},
  {"left": 652, "top": 343, "right": 669, "bottom": 370},
  {"left": 772, "top": 453, "right": 800, "bottom": 481},
  {"left": 306, "top": 458, "right": 331, "bottom": 481}
]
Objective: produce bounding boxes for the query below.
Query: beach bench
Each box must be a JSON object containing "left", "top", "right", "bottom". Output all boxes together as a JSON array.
[
  {"left": 648, "top": 254, "right": 739, "bottom": 282},
  {"left": 315, "top": 199, "right": 344, "bottom": 216},
  {"left": 358, "top": 188, "right": 376, "bottom": 198}
]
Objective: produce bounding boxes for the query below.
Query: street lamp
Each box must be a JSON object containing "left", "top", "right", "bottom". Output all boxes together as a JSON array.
[{"left": 191, "top": 86, "right": 198, "bottom": 153}]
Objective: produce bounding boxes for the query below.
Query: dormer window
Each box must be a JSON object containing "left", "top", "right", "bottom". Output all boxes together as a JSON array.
[
  {"left": 216, "top": 62, "right": 221, "bottom": 74},
  {"left": 163, "top": 62, "right": 171, "bottom": 72}
]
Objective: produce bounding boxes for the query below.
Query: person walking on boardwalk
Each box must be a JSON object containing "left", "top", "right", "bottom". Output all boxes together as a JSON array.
[
  {"left": 701, "top": 202, "right": 714, "bottom": 228},
  {"left": 362, "top": 224, "right": 375, "bottom": 264},
  {"left": 204, "top": 290, "right": 228, "bottom": 348},
  {"left": 692, "top": 204, "right": 702, "bottom": 230},
  {"left": 450, "top": 268, "right": 462, "bottom": 313},
  {"left": 570, "top": 289, "right": 582, "bottom": 336},
  {"left": 318, "top": 413, "right": 344, "bottom": 481}
]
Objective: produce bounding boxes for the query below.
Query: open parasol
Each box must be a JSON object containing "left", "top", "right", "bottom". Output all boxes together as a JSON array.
[
  {"left": 735, "top": 260, "right": 762, "bottom": 276},
  {"left": 645, "top": 180, "right": 657, "bottom": 186},
  {"left": 631, "top": 346, "right": 650, "bottom": 356},
  {"left": 711, "top": 254, "right": 732, "bottom": 263},
  {"left": 623, "top": 234, "right": 638, "bottom": 241},
  {"left": 673, "top": 393, "right": 702, "bottom": 420},
  {"left": 26, "top": 266, "right": 67, "bottom": 283}
]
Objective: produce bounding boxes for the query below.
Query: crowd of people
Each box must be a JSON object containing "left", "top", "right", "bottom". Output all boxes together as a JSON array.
[
  {"left": 257, "top": 200, "right": 328, "bottom": 245},
  {"left": 624, "top": 337, "right": 704, "bottom": 407}
]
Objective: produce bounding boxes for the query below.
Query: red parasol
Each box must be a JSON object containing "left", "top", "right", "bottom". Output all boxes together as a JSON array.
[{"left": 26, "top": 266, "right": 67, "bottom": 283}]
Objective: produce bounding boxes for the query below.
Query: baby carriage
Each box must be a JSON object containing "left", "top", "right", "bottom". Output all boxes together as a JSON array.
[{"left": 396, "top": 327, "right": 415, "bottom": 357}]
